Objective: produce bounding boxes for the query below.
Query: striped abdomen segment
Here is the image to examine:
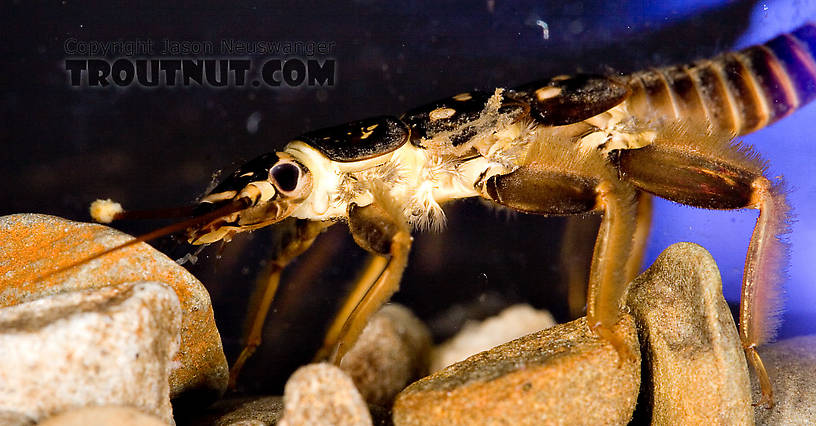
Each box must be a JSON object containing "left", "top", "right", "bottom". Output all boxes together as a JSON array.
[{"left": 624, "top": 22, "right": 816, "bottom": 136}]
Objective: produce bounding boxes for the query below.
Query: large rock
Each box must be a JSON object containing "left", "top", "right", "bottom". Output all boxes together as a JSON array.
[
  {"left": 0, "top": 214, "right": 228, "bottom": 399},
  {"left": 0, "top": 282, "right": 180, "bottom": 424},
  {"left": 339, "top": 304, "right": 432, "bottom": 406},
  {"left": 278, "top": 363, "right": 373, "bottom": 426},
  {"left": 751, "top": 335, "right": 816, "bottom": 425},
  {"left": 626, "top": 242, "right": 753, "bottom": 425},
  {"left": 393, "top": 315, "right": 640, "bottom": 425}
]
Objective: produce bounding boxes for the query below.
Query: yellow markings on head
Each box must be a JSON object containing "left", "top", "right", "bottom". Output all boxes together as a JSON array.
[
  {"left": 360, "top": 124, "right": 379, "bottom": 139},
  {"left": 429, "top": 107, "right": 456, "bottom": 121},
  {"left": 249, "top": 180, "right": 278, "bottom": 202},
  {"left": 452, "top": 92, "right": 472, "bottom": 101},
  {"left": 535, "top": 86, "right": 562, "bottom": 101},
  {"left": 551, "top": 74, "right": 570, "bottom": 81}
]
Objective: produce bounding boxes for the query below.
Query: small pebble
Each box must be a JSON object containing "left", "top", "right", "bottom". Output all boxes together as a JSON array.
[
  {"left": 431, "top": 303, "right": 555, "bottom": 372},
  {"left": 0, "top": 214, "right": 228, "bottom": 400},
  {"left": 0, "top": 282, "right": 180, "bottom": 424},
  {"left": 278, "top": 363, "right": 373, "bottom": 426},
  {"left": 340, "top": 304, "right": 432, "bottom": 406},
  {"left": 626, "top": 242, "right": 753, "bottom": 425},
  {"left": 393, "top": 315, "right": 640, "bottom": 425},
  {"left": 189, "top": 396, "right": 283, "bottom": 426},
  {"left": 37, "top": 406, "right": 165, "bottom": 426},
  {"left": 751, "top": 335, "right": 816, "bottom": 425}
]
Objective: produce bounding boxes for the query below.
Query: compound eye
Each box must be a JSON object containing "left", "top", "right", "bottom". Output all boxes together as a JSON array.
[{"left": 269, "top": 162, "right": 301, "bottom": 193}]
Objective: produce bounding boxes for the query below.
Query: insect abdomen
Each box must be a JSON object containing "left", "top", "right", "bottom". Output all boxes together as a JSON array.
[{"left": 625, "top": 22, "right": 816, "bottom": 135}]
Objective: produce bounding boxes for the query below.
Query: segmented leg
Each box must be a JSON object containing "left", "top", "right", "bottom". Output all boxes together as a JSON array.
[
  {"left": 742, "top": 177, "right": 788, "bottom": 408},
  {"left": 314, "top": 201, "right": 412, "bottom": 363},
  {"left": 229, "top": 219, "right": 331, "bottom": 388},
  {"left": 615, "top": 124, "right": 790, "bottom": 407},
  {"left": 586, "top": 181, "right": 638, "bottom": 363},
  {"left": 479, "top": 136, "right": 638, "bottom": 362}
]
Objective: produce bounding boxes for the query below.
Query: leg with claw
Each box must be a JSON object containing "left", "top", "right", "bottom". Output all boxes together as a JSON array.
[
  {"left": 229, "top": 219, "right": 332, "bottom": 388},
  {"left": 615, "top": 124, "right": 790, "bottom": 407},
  {"left": 742, "top": 177, "right": 788, "bottom": 408}
]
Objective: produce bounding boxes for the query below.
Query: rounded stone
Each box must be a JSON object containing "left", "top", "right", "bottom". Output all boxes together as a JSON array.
[
  {"left": 393, "top": 315, "right": 640, "bottom": 425},
  {"left": 626, "top": 242, "right": 754, "bottom": 425},
  {"left": 192, "top": 396, "right": 284, "bottom": 425},
  {"left": 0, "top": 214, "right": 228, "bottom": 399},
  {"left": 0, "top": 282, "right": 180, "bottom": 423},
  {"left": 279, "top": 363, "right": 372, "bottom": 426}
]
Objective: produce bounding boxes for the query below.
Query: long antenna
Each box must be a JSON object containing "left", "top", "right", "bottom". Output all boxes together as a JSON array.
[{"left": 37, "top": 198, "right": 251, "bottom": 282}]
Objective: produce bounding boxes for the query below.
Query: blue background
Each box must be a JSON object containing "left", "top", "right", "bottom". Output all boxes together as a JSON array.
[{"left": 631, "top": 1, "right": 816, "bottom": 336}]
